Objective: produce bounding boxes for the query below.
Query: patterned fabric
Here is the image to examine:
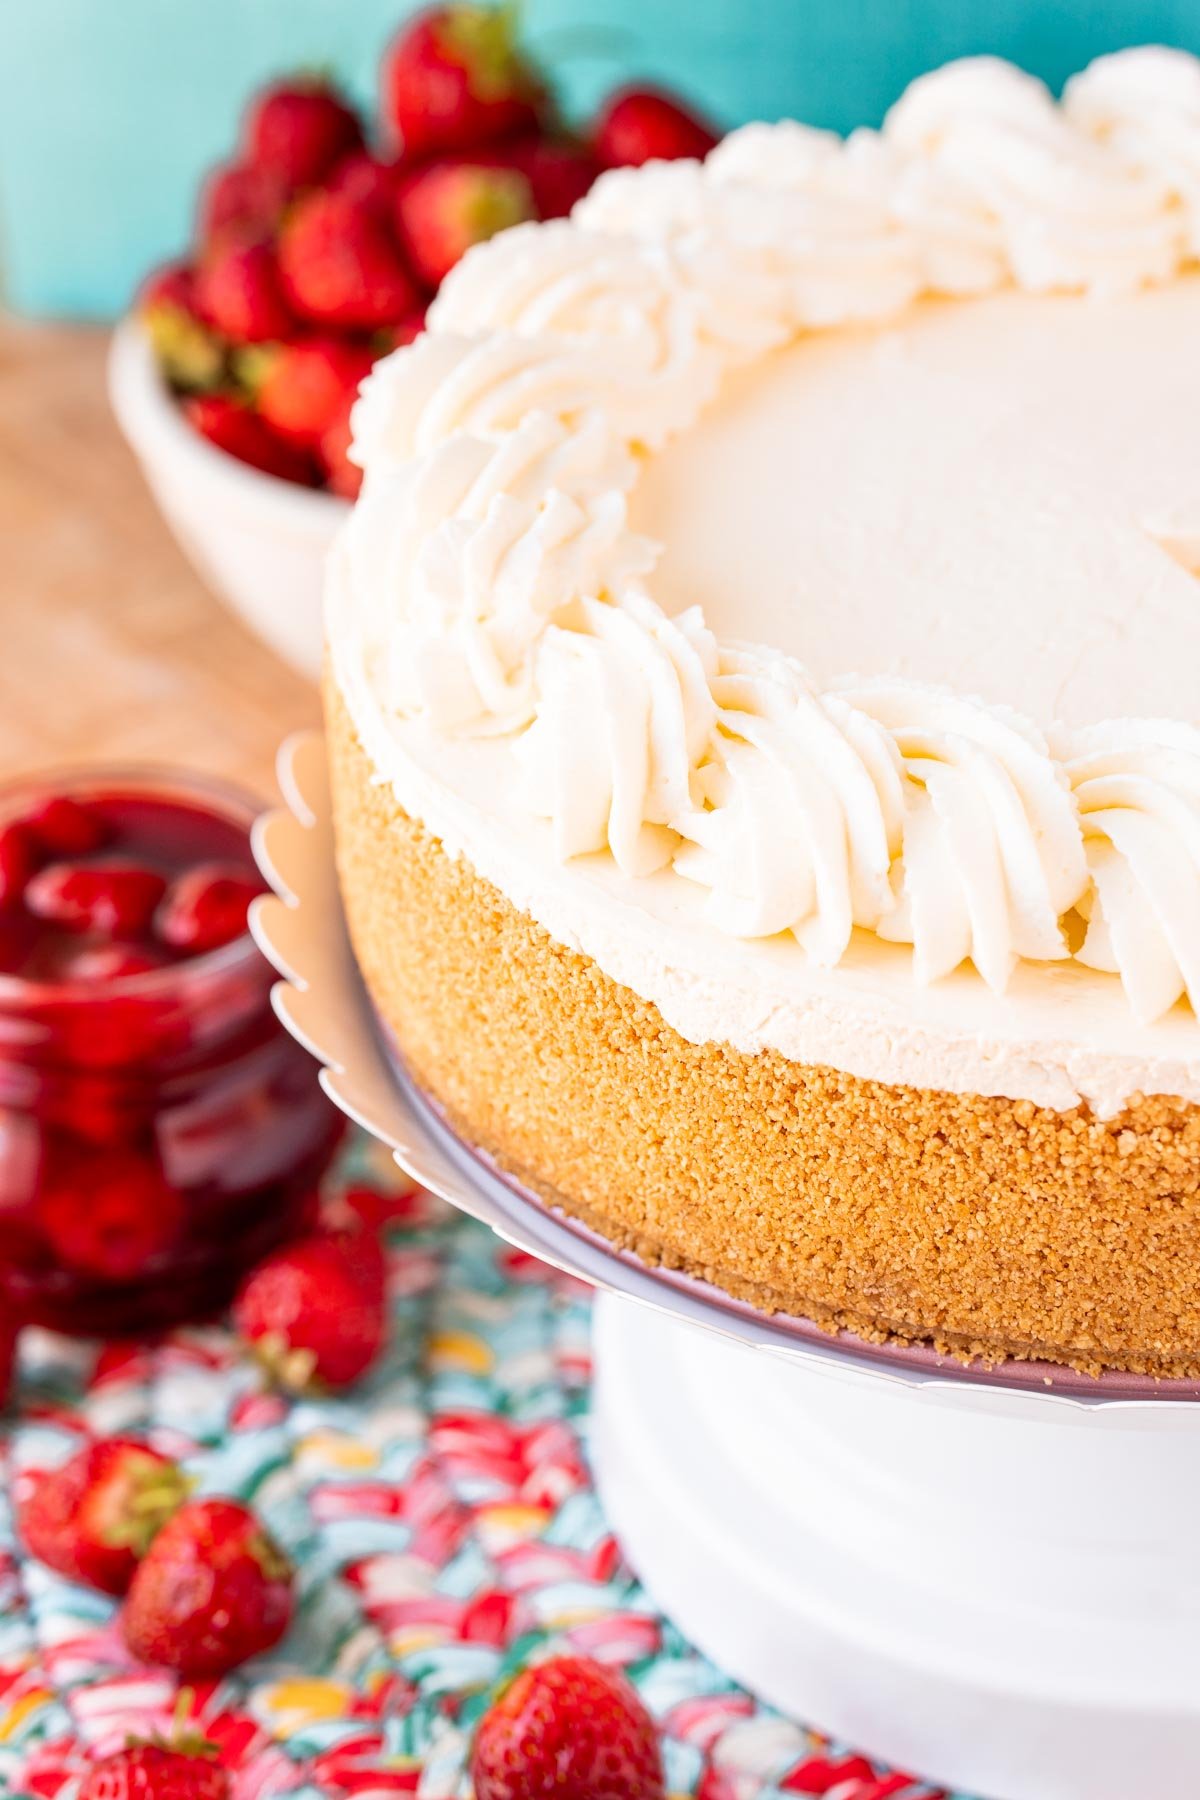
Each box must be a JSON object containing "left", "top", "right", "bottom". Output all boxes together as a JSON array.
[{"left": 0, "top": 1136, "right": 959, "bottom": 1800}]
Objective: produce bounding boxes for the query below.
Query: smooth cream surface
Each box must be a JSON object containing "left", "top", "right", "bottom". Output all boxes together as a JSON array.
[{"left": 632, "top": 280, "right": 1200, "bottom": 726}]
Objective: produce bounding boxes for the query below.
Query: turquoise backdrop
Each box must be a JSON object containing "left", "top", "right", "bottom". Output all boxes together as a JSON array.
[{"left": 4, "top": 0, "right": 1200, "bottom": 319}]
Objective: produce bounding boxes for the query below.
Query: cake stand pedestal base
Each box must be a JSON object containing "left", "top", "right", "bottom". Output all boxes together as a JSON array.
[{"left": 592, "top": 1291, "right": 1200, "bottom": 1800}]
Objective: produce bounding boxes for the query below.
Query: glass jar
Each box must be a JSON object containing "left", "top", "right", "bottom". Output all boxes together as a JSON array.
[{"left": 0, "top": 768, "right": 343, "bottom": 1335}]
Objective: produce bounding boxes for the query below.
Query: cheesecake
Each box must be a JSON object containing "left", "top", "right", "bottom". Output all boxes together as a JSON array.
[{"left": 326, "top": 48, "right": 1200, "bottom": 1375}]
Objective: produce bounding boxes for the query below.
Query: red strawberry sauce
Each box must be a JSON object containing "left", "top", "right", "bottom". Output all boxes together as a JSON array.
[{"left": 0, "top": 769, "right": 342, "bottom": 1335}]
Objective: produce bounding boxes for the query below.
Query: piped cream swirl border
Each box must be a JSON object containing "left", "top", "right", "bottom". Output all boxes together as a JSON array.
[{"left": 340, "top": 49, "right": 1200, "bottom": 1024}]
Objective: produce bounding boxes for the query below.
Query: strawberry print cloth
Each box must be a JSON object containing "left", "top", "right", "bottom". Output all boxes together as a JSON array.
[{"left": 0, "top": 1134, "right": 961, "bottom": 1800}]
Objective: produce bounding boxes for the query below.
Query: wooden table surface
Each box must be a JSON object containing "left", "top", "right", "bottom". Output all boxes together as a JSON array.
[{"left": 0, "top": 318, "right": 321, "bottom": 802}]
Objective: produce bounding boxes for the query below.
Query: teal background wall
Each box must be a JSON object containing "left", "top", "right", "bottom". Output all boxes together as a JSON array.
[{"left": 4, "top": 0, "right": 1200, "bottom": 320}]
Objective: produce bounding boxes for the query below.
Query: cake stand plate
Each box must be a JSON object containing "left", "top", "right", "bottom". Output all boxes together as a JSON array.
[{"left": 252, "top": 732, "right": 1200, "bottom": 1800}]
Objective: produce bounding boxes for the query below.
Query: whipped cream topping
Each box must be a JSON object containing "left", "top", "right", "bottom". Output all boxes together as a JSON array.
[
  {"left": 1065, "top": 46, "right": 1200, "bottom": 254},
  {"left": 884, "top": 56, "right": 1184, "bottom": 295},
  {"left": 335, "top": 49, "right": 1200, "bottom": 1034},
  {"left": 1061, "top": 720, "right": 1200, "bottom": 1023}
]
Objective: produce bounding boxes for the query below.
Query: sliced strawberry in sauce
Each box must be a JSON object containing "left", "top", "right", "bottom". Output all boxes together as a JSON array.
[
  {"left": 39, "top": 1150, "right": 185, "bottom": 1282},
  {"left": 156, "top": 864, "right": 265, "bottom": 955},
  {"left": 0, "top": 913, "right": 39, "bottom": 978},
  {"left": 0, "top": 1314, "right": 17, "bottom": 1408},
  {"left": 22, "top": 796, "right": 108, "bottom": 858},
  {"left": 49, "top": 988, "right": 188, "bottom": 1073},
  {"left": 0, "top": 1108, "right": 43, "bottom": 1211},
  {"left": 0, "top": 777, "right": 338, "bottom": 1337},
  {"left": 45, "top": 1072, "right": 149, "bottom": 1150},
  {"left": 0, "top": 825, "right": 38, "bottom": 913},
  {"left": 63, "top": 943, "right": 167, "bottom": 984},
  {"left": 25, "top": 861, "right": 168, "bottom": 939}
]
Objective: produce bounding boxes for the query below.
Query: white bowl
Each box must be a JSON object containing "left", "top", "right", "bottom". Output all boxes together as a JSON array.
[{"left": 108, "top": 319, "right": 350, "bottom": 679}]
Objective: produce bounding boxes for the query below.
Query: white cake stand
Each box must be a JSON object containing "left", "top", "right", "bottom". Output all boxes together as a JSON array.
[{"left": 252, "top": 733, "right": 1200, "bottom": 1800}]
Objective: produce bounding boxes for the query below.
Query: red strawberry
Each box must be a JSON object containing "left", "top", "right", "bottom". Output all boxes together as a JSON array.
[
  {"left": 233, "top": 1229, "right": 388, "bottom": 1393},
  {"left": 155, "top": 863, "right": 265, "bottom": 954},
  {"left": 317, "top": 389, "right": 363, "bottom": 499},
  {"left": 184, "top": 395, "right": 319, "bottom": 485},
  {"left": 593, "top": 87, "right": 720, "bottom": 169},
  {"left": 504, "top": 137, "right": 599, "bottom": 219},
  {"left": 334, "top": 1216, "right": 390, "bottom": 1294},
  {"left": 472, "top": 1655, "right": 665, "bottom": 1800},
  {"left": 197, "top": 159, "right": 287, "bottom": 250},
  {"left": 25, "top": 861, "right": 167, "bottom": 938},
  {"left": 19, "top": 1437, "right": 190, "bottom": 1596},
  {"left": 244, "top": 78, "right": 364, "bottom": 191},
  {"left": 195, "top": 240, "right": 295, "bottom": 345},
  {"left": 336, "top": 1179, "right": 421, "bottom": 1233},
  {"left": 381, "top": 5, "right": 549, "bottom": 158},
  {"left": 0, "top": 824, "right": 38, "bottom": 912},
  {"left": 138, "top": 263, "right": 225, "bottom": 394},
  {"left": 394, "top": 159, "right": 534, "bottom": 288},
  {"left": 139, "top": 262, "right": 196, "bottom": 316},
  {"left": 79, "top": 1739, "right": 230, "bottom": 1800},
  {"left": 242, "top": 338, "right": 374, "bottom": 451},
  {"left": 376, "top": 309, "right": 428, "bottom": 355},
  {"left": 39, "top": 1152, "right": 185, "bottom": 1283},
  {"left": 327, "top": 150, "right": 405, "bottom": 215},
  {"left": 122, "top": 1497, "right": 295, "bottom": 1677},
  {"left": 23, "top": 795, "right": 108, "bottom": 857},
  {"left": 278, "top": 189, "right": 421, "bottom": 329}
]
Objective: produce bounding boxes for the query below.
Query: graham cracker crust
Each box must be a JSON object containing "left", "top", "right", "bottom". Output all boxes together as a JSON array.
[{"left": 327, "top": 674, "right": 1200, "bottom": 1378}]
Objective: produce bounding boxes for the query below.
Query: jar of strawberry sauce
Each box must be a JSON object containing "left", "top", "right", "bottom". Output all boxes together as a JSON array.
[{"left": 0, "top": 768, "right": 343, "bottom": 1336}]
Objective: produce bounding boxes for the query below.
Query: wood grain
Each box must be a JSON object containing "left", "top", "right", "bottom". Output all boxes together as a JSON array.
[{"left": 0, "top": 318, "right": 320, "bottom": 801}]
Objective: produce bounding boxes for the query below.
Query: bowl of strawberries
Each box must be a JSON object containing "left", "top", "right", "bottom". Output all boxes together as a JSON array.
[{"left": 110, "top": 2, "right": 718, "bottom": 679}]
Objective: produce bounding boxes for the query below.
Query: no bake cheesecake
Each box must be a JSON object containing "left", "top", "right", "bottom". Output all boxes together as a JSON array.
[{"left": 325, "top": 48, "right": 1200, "bottom": 1375}]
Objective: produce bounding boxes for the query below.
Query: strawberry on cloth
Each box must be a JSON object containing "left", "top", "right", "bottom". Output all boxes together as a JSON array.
[
  {"left": 78, "top": 1733, "right": 230, "bottom": 1800},
  {"left": 19, "top": 1438, "right": 189, "bottom": 1595},
  {"left": 233, "top": 1227, "right": 389, "bottom": 1394},
  {"left": 122, "top": 1497, "right": 295, "bottom": 1678},
  {"left": 472, "top": 1654, "right": 665, "bottom": 1800}
]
